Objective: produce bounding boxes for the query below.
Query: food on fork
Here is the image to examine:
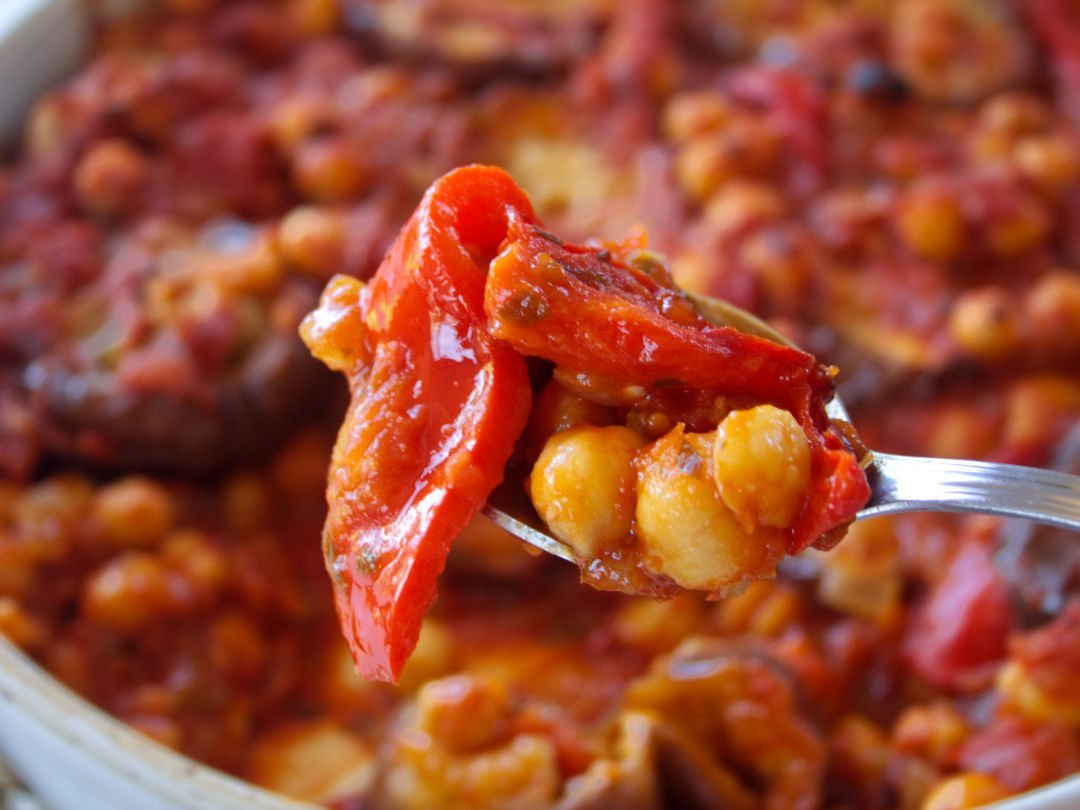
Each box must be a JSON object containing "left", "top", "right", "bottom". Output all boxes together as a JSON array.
[{"left": 302, "top": 165, "right": 870, "bottom": 682}]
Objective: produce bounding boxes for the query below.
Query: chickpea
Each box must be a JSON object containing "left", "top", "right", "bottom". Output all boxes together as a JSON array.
[
  {"left": 93, "top": 477, "right": 174, "bottom": 549},
  {"left": 269, "top": 97, "right": 335, "bottom": 156},
  {"left": 525, "top": 380, "right": 615, "bottom": 460},
  {"left": 1025, "top": 271, "right": 1080, "bottom": 351},
  {"left": 985, "top": 194, "right": 1051, "bottom": 257},
  {"left": 895, "top": 187, "right": 965, "bottom": 261},
  {"left": 739, "top": 228, "right": 810, "bottom": 315},
  {"left": 635, "top": 429, "right": 786, "bottom": 591},
  {"left": 222, "top": 473, "right": 272, "bottom": 532},
  {"left": 414, "top": 675, "right": 511, "bottom": 754},
  {"left": 278, "top": 205, "right": 349, "bottom": 280},
  {"left": 675, "top": 135, "right": 736, "bottom": 203},
  {"left": 292, "top": 136, "right": 370, "bottom": 203},
  {"left": 207, "top": 612, "right": 267, "bottom": 682},
  {"left": 702, "top": 180, "right": 784, "bottom": 233},
  {"left": 893, "top": 703, "right": 970, "bottom": 762},
  {"left": 248, "top": 721, "right": 374, "bottom": 803},
  {"left": 16, "top": 476, "right": 94, "bottom": 564},
  {"left": 920, "top": 773, "right": 1010, "bottom": 810},
  {"left": 978, "top": 93, "right": 1050, "bottom": 140},
  {"left": 996, "top": 660, "right": 1080, "bottom": 728},
  {"left": 611, "top": 592, "right": 707, "bottom": 653},
  {"left": 1015, "top": 133, "right": 1080, "bottom": 195},
  {"left": 271, "top": 430, "right": 334, "bottom": 500},
  {"left": 662, "top": 91, "right": 729, "bottom": 143},
  {"left": 160, "top": 530, "right": 229, "bottom": 601},
  {"left": 529, "top": 425, "right": 644, "bottom": 558},
  {"left": 0, "top": 597, "right": 45, "bottom": 650},
  {"left": 721, "top": 581, "right": 800, "bottom": 638},
  {"left": 831, "top": 715, "right": 890, "bottom": 785},
  {"left": 199, "top": 233, "right": 284, "bottom": 296},
  {"left": 713, "top": 405, "right": 811, "bottom": 531},
  {"left": 288, "top": 0, "right": 341, "bottom": 37},
  {"left": 1002, "top": 375, "right": 1080, "bottom": 451},
  {"left": 948, "top": 286, "right": 1021, "bottom": 361},
  {"left": 82, "top": 552, "right": 170, "bottom": 632},
  {"left": 73, "top": 139, "right": 150, "bottom": 218}
]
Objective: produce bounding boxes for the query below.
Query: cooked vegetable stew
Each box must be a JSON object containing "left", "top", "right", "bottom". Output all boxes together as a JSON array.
[{"left": 2, "top": 1, "right": 1080, "bottom": 808}]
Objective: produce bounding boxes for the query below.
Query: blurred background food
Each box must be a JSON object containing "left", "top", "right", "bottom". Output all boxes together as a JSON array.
[{"left": 2, "top": 0, "right": 1080, "bottom": 808}]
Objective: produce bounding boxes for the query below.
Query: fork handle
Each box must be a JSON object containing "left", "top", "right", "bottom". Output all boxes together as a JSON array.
[{"left": 859, "top": 452, "right": 1080, "bottom": 532}]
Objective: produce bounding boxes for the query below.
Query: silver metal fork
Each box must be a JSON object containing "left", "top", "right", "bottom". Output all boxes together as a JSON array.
[{"left": 483, "top": 292, "right": 1080, "bottom": 560}]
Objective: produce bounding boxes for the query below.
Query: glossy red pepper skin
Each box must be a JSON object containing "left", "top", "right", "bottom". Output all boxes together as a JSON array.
[
  {"left": 485, "top": 212, "right": 869, "bottom": 552},
  {"left": 302, "top": 166, "right": 534, "bottom": 681}
]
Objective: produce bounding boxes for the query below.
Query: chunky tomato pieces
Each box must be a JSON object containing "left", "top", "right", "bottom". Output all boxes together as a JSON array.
[{"left": 304, "top": 166, "right": 869, "bottom": 681}]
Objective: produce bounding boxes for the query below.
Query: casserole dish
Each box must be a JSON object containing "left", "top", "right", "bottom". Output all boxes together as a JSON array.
[{"left": 1, "top": 1, "right": 1080, "bottom": 809}]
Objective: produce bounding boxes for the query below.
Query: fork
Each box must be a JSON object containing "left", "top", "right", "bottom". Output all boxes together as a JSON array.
[{"left": 483, "top": 293, "right": 1080, "bottom": 561}]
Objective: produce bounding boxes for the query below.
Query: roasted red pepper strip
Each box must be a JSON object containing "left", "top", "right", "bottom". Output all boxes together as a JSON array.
[
  {"left": 301, "top": 166, "right": 533, "bottom": 681},
  {"left": 485, "top": 212, "right": 868, "bottom": 550}
]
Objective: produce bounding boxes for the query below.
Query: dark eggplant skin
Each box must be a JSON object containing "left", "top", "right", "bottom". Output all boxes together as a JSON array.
[{"left": 25, "top": 328, "right": 336, "bottom": 478}]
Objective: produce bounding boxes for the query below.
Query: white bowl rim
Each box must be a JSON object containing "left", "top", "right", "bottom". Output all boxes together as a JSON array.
[{"left": 0, "top": 634, "right": 319, "bottom": 809}]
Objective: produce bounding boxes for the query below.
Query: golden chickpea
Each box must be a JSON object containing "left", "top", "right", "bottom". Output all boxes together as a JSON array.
[
  {"left": 93, "top": 477, "right": 174, "bottom": 549},
  {"left": 1002, "top": 375, "right": 1080, "bottom": 451},
  {"left": 703, "top": 180, "right": 784, "bottom": 233},
  {"left": 978, "top": 93, "right": 1050, "bottom": 139},
  {"left": 893, "top": 703, "right": 970, "bottom": 762},
  {"left": 82, "top": 552, "right": 170, "bottom": 631},
  {"left": 223, "top": 473, "right": 272, "bottom": 532},
  {"left": 414, "top": 675, "right": 510, "bottom": 754},
  {"left": 1025, "top": 271, "right": 1080, "bottom": 351},
  {"left": 529, "top": 425, "right": 644, "bottom": 558},
  {"left": 248, "top": 721, "right": 374, "bottom": 803},
  {"left": 996, "top": 660, "right": 1080, "bottom": 728},
  {"left": 16, "top": 476, "right": 94, "bottom": 563},
  {"left": 271, "top": 430, "right": 334, "bottom": 500},
  {"left": 525, "top": 380, "right": 615, "bottom": 460},
  {"left": 948, "top": 286, "right": 1021, "bottom": 361},
  {"left": 0, "top": 597, "right": 45, "bottom": 650},
  {"left": 895, "top": 187, "right": 965, "bottom": 261},
  {"left": 920, "top": 773, "right": 1010, "bottom": 810},
  {"left": 831, "top": 715, "right": 891, "bottom": 785},
  {"left": 713, "top": 405, "right": 811, "bottom": 531},
  {"left": 986, "top": 195, "right": 1051, "bottom": 257},
  {"left": 207, "top": 612, "right": 267, "bottom": 681},
  {"left": 611, "top": 592, "right": 707, "bottom": 653},
  {"left": 269, "top": 97, "right": 335, "bottom": 156},
  {"left": 73, "top": 139, "right": 150, "bottom": 218},
  {"left": 278, "top": 206, "right": 349, "bottom": 280},
  {"left": 199, "top": 233, "right": 284, "bottom": 296},
  {"left": 676, "top": 136, "right": 734, "bottom": 203},
  {"left": 1015, "top": 133, "right": 1080, "bottom": 195},
  {"left": 161, "top": 530, "right": 229, "bottom": 600},
  {"left": 662, "top": 91, "right": 729, "bottom": 143},
  {"left": 288, "top": 0, "right": 341, "bottom": 37},
  {"left": 292, "top": 136, "right": 370, "bottom": 203},
  {"left": 635, "top": 429, "right": 786, "bottom": 591},
  {"left": 739, "top": 229, "right": 810, "bottom": 315}
]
